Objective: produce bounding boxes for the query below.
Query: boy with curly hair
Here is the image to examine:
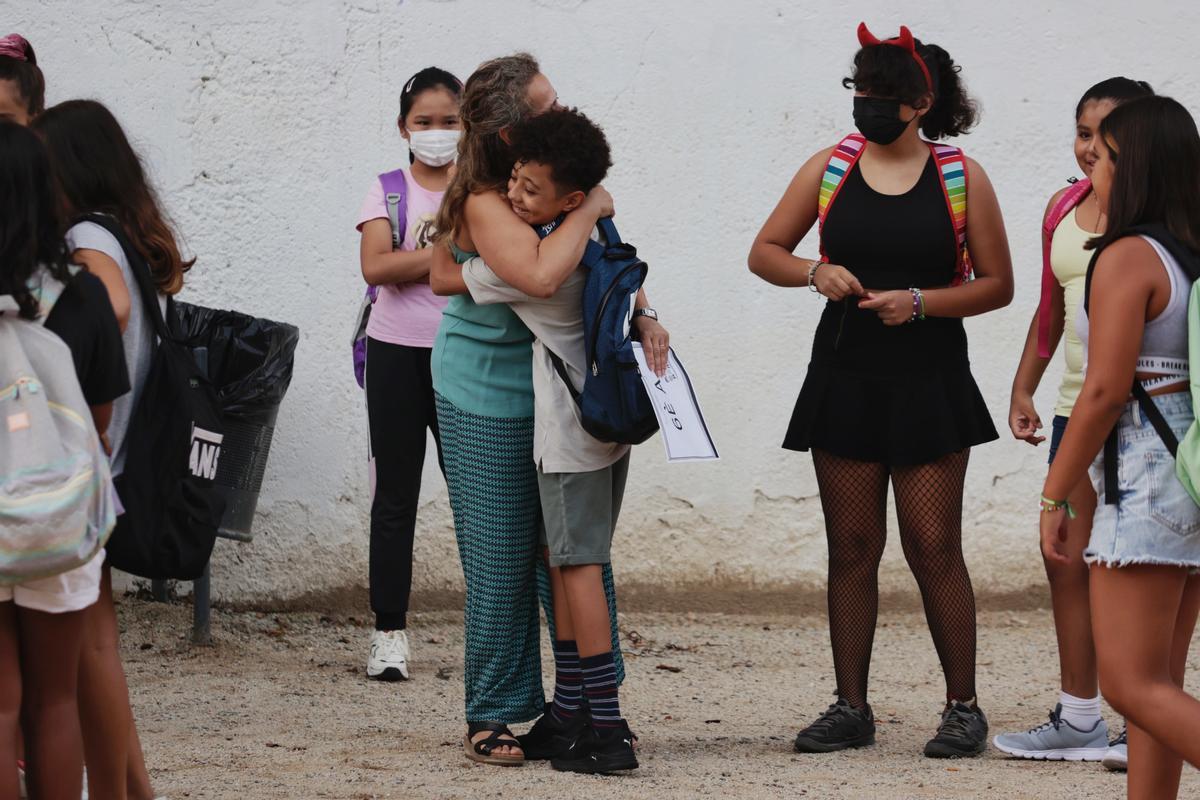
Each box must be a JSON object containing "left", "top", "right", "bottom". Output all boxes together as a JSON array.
[{"left": 459, "top": 107, "right": 649, "bottom": 773}]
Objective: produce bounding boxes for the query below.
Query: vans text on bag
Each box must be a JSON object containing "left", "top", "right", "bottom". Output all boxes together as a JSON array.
[{"left": 75, "top": 214, "right": 226, "bottom": 580}]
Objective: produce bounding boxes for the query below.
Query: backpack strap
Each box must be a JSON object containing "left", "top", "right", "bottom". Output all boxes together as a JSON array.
[
  {"left": 580, "top": 217, "right": 618, "bottom": 271},
  {"left": 27, "top": 265, "right": 78, "bottom": 324},
  {"left": 929, "top": 142, "right": 971, "bottom": 285},
  {"left": 1084, "top": 223, "right": 1200, "bottom": 504},
  {"left": 378, "top": 169, "right": 409, "bottom": 251},
  {"left": 816, "top": 134, "right": 867, "bottom": 259},
  {"left": 1036, "top": 179, "right": 1093, "bottom": 357},
  {"left": 548, "top": 351, "right": 583, "bottom": 402},
  {"left": 74, "top": 213, "right": 175, "bottom": 343}
]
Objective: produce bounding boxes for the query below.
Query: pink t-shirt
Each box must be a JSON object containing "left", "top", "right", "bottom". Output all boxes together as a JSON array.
[{"left": 355, "top": 169, "right": 448, "bottom": 348}]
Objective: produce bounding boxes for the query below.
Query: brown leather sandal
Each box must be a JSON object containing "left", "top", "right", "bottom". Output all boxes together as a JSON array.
[{"left": 464, "top": 721, "right": 525, "bottom": 766}]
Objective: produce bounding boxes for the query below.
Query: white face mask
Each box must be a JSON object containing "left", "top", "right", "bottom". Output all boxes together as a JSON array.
[{"left": 408, "top": 129, "right": 460, "bottom": 167}]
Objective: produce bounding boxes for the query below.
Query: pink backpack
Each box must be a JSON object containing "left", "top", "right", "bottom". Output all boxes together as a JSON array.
[{"left": 1036, "top": 178, "right": 1093, "bottom": 357}]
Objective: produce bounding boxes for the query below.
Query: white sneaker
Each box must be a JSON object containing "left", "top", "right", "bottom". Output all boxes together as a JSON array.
[
  {"left": 367, "top": 629, "right": 410, "bottom": 681},
  {"left": 1102, "top": 727, "right": 1128, "bottom": 771}
]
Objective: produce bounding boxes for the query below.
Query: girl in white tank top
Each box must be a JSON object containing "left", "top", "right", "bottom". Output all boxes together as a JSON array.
[{"left": 1039, "top": 95, "right": 1200, "bottom": 798}]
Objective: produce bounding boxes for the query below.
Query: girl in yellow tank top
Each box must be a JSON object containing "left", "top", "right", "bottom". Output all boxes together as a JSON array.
[{"left": 998, "top": 78, "right": 1153, "bottom": 766}]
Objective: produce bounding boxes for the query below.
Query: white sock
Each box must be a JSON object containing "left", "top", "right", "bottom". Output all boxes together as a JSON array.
[{"left": 1059, "top": 691, "right": 1102, "bottom": 729}]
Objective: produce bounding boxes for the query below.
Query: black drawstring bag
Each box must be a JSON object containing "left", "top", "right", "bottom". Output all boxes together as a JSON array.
[{"left": 77, "top": 214, "right": 225, "bottom": 580}]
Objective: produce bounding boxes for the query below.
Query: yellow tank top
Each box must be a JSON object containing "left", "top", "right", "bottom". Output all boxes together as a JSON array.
[{"left": 1050, "top": 210, "right": 1097, "bottom": 416}]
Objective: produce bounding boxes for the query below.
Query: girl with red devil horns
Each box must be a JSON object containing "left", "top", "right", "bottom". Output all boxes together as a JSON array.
[{"left": 748, "top": 22, "right": 1013, "bottom": 758}]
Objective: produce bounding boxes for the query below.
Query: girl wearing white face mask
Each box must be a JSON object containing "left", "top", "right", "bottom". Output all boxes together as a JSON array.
[{"left": 356, "top": 66, "right": 462, "bottom": 682}]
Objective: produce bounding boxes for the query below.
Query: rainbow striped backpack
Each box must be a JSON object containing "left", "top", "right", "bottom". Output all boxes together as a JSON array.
[{"left": 817, "top": 132, "right": 972, "bottom": 285}]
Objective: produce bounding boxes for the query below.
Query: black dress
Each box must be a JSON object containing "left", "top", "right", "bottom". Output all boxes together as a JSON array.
[{"left": 783, "top": 154, "right": 998, "bottom": 466}]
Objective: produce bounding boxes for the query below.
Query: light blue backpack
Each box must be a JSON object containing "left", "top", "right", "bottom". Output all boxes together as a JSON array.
[{"left": 0, "top": 270, "right": 116, "bottom": 584}]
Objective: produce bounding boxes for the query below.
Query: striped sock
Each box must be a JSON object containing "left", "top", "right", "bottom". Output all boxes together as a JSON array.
[
  {"left": 551, "top": 639, "right": 583, "bottom": 724},
  {"left": 580, "top": 651, "right": 622, "bottom": 729}
]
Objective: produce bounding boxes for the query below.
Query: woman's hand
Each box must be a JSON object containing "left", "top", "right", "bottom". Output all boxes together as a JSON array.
[
  {"left": 812, "top": 264, "right": 864, "bottom": 301},
  {"left": 584, "top": 185, "right": 615, "bottom": 219},
  {"left": 634, "top": 316, "right": 670, "bottom": 377},
  {"left": 1039, "top": 506, "right": 1072, "bottom": 565},
  {"left": 858, "top": 290, "right": 914, "bottom": 326},
  {"left": 1009, "top": 392, "right": 1045, "bottom": 445}
]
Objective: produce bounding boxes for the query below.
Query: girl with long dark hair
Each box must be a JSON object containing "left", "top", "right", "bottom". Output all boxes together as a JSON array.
[
  {"left": 35, "top": 98, "right": 192, "bottom": 800},
  {"left": 356, "top": 66, "right": 462, "bottom": 683},
  {"left": 0, "top": 121, "right": 128, "bottom": 800},
  {"left": 748, "top": 23, "right": 1013, "bottom": 758},
  {"left": 1040, "top": 95, "right": 1200, "bottom": 800}
]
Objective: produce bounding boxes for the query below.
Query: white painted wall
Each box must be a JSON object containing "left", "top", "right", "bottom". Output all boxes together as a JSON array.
[{"left": 15, "top": 0, "right": 1200, "bottom": 603}]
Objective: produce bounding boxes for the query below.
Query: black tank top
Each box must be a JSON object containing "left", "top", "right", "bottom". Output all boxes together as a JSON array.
[{"left": 811, "top": 153, "right": 967, "bottom": 372}]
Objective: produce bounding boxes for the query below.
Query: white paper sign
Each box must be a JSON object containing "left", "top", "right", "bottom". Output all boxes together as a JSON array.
[{"left": 632, "top": 343, "right": 719, "bottom": 462}]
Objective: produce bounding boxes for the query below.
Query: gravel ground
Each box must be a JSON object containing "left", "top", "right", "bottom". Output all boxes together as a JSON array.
[{"left": 119, "top": 595, "right": 1199, "bottom": 799}]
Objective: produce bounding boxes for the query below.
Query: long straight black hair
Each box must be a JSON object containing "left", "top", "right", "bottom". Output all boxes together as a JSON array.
[
  {"left": 1090, "top": 96, "right": 1200, "bottom": 253},
  {"left": 0, "top": 120, "right": 70, "bottom": 319}
]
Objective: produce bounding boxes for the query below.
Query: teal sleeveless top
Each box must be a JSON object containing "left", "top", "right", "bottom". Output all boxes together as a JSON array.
[{"left": 431, "top": 243, "right": 535, "bottom": 418}]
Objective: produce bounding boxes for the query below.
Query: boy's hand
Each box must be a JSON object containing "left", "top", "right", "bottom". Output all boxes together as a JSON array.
[
  {"left": 635, "top": 316, "right": 670, "bottom": 376},
  {"left": 585, "top": 185, "right": 615, "bottom": 219}
]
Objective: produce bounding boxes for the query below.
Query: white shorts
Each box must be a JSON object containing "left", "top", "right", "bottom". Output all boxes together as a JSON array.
[{"left": 0, "top": 549, "right": 104, "bottom": 614}]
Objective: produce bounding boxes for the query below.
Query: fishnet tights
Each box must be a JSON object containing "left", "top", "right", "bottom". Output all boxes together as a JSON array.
[{"left": 812, "top": 448, "right": 976, "bottom": 710}]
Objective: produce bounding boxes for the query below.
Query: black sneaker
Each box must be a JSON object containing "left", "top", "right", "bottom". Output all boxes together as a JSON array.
[
  {"left": 793, "top": 699, "right": 876, "bottom": 753},
  {"left": 517, "top": 703, "right": 590, "bottom": 761},
  {"left": 551, "top": 720, "right": 639, "bottom": 774},
  {"left": 924, "top": 701, "right": 989, "bottom": 758}
]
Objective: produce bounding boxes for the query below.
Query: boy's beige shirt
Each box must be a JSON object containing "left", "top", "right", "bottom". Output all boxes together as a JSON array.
[{"left": 461, "top": 237, "right": 630, "bottom": 474}]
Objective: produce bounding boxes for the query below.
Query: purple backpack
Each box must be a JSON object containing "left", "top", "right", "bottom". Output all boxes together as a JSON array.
[{"left": 352, "top": 169, "right": 408, "bottom": 388}]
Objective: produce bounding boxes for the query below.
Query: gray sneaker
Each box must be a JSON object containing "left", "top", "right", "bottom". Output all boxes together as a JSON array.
[
  {"left": 1102, "top": 727, "right": 1128, "bottom": 771},
  {"left": 993, "top": 705, "right": 1109, "bottom": 761}
]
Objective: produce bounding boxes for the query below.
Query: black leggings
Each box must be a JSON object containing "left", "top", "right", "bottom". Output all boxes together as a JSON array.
[
  {"left": 366, "top": 337, "right": 444, "bottom": 631},
  {"left": 812, "top": 448, "right": 976, "bottom": 710}
]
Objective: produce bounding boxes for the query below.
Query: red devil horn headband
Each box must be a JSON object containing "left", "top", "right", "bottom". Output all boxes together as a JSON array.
[{"left": 856, "top": 22, "right": 934, "bottom": 95}]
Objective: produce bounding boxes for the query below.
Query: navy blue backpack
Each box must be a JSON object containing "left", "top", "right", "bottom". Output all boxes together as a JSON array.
[{"left": 544, "top": 217, "right": 659, "bottom": 445}]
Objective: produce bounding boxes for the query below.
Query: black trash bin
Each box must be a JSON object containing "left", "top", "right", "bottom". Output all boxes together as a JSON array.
[
  {"left": 165, "top": 303, "right": 299, "bottom": 643},
  {"left": 175, "top": 302, "right": 300, "bottom": 541}
]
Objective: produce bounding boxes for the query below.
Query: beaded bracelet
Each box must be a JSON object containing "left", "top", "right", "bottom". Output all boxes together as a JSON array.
[
  {"left": 807, "top": 260, "right": 826, "bottom": 293},
  {"left": 1039, "top": 495, "right": 1077, "bottom": 519},
  {"left": 907, "top": 288, "right": 926, "bottom": 322}
]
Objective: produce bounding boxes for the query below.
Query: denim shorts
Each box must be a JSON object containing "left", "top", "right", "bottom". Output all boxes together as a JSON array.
[
  {"left": 1086, "top": 392, "right": 1200, "bottom": 569},
  {"left": 1047, "top": 415, "right": 1070, "bottom": 465}
]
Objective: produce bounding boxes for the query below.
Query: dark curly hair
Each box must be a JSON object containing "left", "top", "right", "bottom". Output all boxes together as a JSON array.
[
  {"left": 843, "top": 38, "right": 978, "bottom": 139},
  {"left": 508, "top": 107, "right": 611, "bottom": 194},
  {"left": 0, "top": 121, "right": 71, "bottom": 320}
]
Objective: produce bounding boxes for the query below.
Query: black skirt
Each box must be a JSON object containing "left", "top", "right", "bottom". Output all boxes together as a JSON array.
[
  {"left": 783, "top": 356, "right": 998, "bottom": 466},
  {"left": 785, "top": 152, "right": 1000, "bottom": 466}
]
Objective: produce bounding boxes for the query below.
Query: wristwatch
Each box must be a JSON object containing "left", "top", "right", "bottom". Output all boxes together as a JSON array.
[{"left": 633, "top": 308, "right": 659, "bottom": 322}]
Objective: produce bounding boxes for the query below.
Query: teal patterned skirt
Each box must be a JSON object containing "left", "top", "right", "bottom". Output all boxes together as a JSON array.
[{"left": 435, "top": 393, "right": 622, "bottom": 723}]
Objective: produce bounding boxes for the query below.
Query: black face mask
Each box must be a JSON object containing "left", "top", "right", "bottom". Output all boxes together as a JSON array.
[{"left": 853, "top": 96, "right": 915, "bottom": 145}]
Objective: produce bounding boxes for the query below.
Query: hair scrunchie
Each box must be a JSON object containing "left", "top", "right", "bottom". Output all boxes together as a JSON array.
[{"left": 0, "top": 33, "right": 32, "bottom": 62}]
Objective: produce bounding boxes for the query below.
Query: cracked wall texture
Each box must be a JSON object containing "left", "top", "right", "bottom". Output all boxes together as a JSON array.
[{"left": 15, "top": 0, "right": 1200, "bottom": 604}]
